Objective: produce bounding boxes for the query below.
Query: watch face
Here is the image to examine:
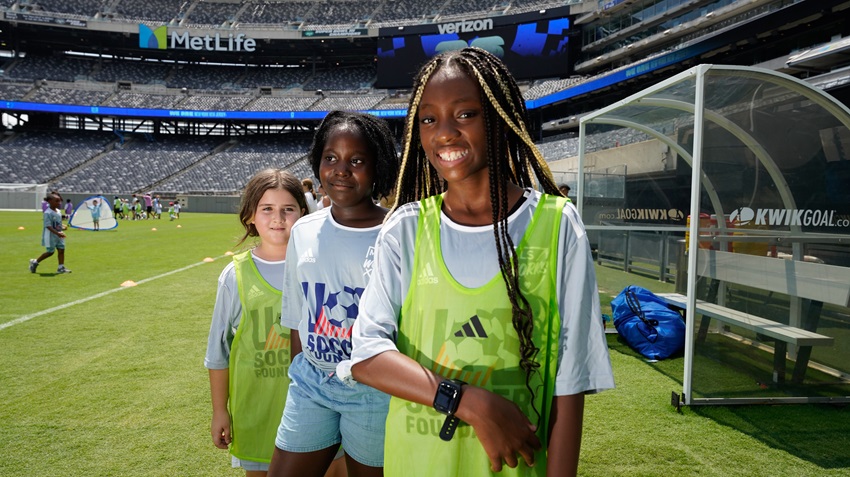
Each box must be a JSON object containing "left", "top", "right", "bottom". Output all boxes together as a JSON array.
[{"left": 434, "top": 382, "right": 459, "bottom": 414}]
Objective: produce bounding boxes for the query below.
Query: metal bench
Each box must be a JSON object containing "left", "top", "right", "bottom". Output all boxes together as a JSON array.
[
  {"left": 657, "top": 292, "right": 833, "bottom": 383},
  {"left": 658, "top": 249, "right": 849, "bottom": 384}
]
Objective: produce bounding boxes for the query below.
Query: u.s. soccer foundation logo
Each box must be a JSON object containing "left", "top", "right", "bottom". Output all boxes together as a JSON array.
[
  {"left": 139, "top": 24, "right": 167, "bottom": 49},
  {"left": 304, "top": 283, "right": 363, "bottom": 364}
]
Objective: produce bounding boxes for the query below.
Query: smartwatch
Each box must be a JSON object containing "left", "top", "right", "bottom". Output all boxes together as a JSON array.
[{"left": 433, "top": 379, "right": 465, "bottom": 441}]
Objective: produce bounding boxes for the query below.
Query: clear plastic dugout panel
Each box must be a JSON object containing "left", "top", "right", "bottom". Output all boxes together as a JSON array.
[{"left": 579, "top": 65, "right": 850, "bottom": 404}]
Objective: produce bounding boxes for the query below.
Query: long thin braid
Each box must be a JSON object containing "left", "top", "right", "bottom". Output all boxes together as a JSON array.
[
  {"left": 389, "top": 61, "right": 440, "bottom": 218},
  {"left": 481, "top": 79, "right": 542, "bottom": 422},
  {"left": 468, "top": 59, "right": 562, "bottom": 196},
  {"left": 460, "top": 49, "right": 548, "bottom": 424}
]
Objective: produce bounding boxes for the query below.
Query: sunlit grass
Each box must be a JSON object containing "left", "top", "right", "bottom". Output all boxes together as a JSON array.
[{"left": 1, "top": 211, "right": 848, "bottom": 476}]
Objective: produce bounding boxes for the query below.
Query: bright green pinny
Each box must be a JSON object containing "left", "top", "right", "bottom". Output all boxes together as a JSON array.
[
  {"left": 385, "top": 194, "right": 565, "bottom": 477},
  {"left": 229, "top": 251, "right": 291, "bottom": 463}
]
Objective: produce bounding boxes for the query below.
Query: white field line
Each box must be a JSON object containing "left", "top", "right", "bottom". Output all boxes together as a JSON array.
[{"left": 1, "top": 256, "right": 224, "bottom": 332}]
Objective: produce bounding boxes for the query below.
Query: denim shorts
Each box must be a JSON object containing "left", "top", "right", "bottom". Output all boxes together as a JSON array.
[{"left": 275, "top": 353, "right": 390, "bottom": 467}]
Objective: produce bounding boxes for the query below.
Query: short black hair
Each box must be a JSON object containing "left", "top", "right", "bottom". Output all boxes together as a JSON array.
[{"left": 309, "top": 110, "right": 399, "bottom": 201}]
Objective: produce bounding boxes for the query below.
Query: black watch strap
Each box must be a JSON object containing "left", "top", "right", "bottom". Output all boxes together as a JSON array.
[{"left": 440, "top": 414, "right": 460, "bottom": 441}]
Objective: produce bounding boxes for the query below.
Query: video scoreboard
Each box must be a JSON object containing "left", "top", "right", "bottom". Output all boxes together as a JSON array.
[{"left": 376, "top": 7, "right": 576, "bottom": 88}]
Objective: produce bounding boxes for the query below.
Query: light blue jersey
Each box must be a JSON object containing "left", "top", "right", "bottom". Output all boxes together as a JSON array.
[
  {"left": 280, "top": 208, "right": 381, "bottom": 373},
  {"left": 42, "top": 208, "right": 64, "bottom": 250},
  {"left": 88, "top": 203, "right": 102, "bottom": 220}
]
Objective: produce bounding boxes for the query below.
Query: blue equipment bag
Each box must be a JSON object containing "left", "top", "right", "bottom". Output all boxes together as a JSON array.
[{"left": 611, "top": 285, "right": 685, "bottom": 360}]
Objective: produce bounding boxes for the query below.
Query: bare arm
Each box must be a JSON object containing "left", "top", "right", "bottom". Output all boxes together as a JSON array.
[
  {"left": 352, "top": 350, "right": 541, "bottom": 472},
  {"left": 208, "top": 368, "right": 231, "bottom": 449},
  {"left": 546, "top": 393, "right": 584, "bottom": 477},
  {"left": 290, "top": 329, "right": 302, "bottom": 360}
]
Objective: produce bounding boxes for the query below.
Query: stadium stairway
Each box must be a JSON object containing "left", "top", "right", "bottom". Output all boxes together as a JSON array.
[
  {"left": 48, "top": 137, "right": 124, "bottom": 185},
  {"left": 20, "top": 84, "right": 38, "bottom": 102},
  {"left": 1, "top": 131, "right": 17, "bottom": 145},
  {"left": 240, "top": 95, "right": 264, "bottom": 111},
  {"left": 142, "top": 138, "right": 236, "bottom": 193}
]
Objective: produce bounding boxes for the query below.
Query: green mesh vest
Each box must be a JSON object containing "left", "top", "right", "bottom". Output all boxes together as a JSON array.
[
  {"left": 229, "top": 251, "right": 290, "bottom": 463},
  {"left": 385, "top": 194, "right": 565, "bottom": 477}
]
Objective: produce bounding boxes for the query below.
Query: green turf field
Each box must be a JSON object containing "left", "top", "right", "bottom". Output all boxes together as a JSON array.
[{"left": 1, "top": 210, "right": 848, "bottom": 476}]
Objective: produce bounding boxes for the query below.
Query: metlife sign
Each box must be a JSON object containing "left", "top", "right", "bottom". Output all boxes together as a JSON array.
[{"left": 139, "top": 24, "right": 256, "bottom": 52}]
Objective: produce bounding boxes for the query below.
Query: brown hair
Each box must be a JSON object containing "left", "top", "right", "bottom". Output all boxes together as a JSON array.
[
  {"left": 237, "top": 168, "right": 307, "bottom": 246},
  {"left": 301, "top": 178, "right": 314, "bottom": 194}
]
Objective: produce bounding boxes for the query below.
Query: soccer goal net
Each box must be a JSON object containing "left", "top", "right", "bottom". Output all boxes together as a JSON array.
[{"left": 0, "top": 183, "right": 48, "bottom": 210}]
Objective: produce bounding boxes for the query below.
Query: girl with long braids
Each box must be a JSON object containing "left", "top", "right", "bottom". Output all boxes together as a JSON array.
[{"left": 343, "top": 47, "right": 614, "bottom": 476}]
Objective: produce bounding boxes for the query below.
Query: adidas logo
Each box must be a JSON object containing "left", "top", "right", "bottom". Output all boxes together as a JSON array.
[
  {"left": 300, "top": 248, "right": 316, "bottom": 263},
  {"left": 247, "top": 284, "right": 264, "bottom": 301},
  {"left": 417, "top": 263, "right": 438, "bottom": 286},
  {"left": 454, "top": 315, "right": 488, "bottom": 338}
]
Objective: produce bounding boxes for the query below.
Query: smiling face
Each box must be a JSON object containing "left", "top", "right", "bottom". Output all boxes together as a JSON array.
[
  {"left": 417, "top": 66, "right": 489, "bottom": 188},
  {"left": 318, "top": 124, "right": 377, "bottom": 210},
  {"left": 251, "top": 188, "right": 303, "bottom": 251}
]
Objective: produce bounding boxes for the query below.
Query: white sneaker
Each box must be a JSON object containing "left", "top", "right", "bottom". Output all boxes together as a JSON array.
[
  {"left": 57, "top": 266, "right": 71, "bottom": 274},
  {"left": 29, "top": 259, "right": 38, "bottom": 273}
]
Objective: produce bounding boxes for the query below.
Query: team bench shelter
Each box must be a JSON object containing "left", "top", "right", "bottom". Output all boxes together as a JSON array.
[
  {"left": 658, "top": 249, "right": 849, "bottom": 386},
  {"left": 573, "top": 65, "right": 850, "bottom": 405}
]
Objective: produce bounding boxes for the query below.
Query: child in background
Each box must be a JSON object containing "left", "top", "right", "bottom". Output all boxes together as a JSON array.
[
  {"left": 315, "top": 185, "right": 331, "bottom": 210},
  {"left": 131, "top": 195, "right": 138, "bottom": 220},
  {"left": 144, "top": 192, "right": 153, "bottom": 219},
  {"left": 346, "top": 48, "right": 614, "bottom": 477},
  {"left": 87, "top": 198, "right": 102, "bottom": 231},
  {"left": 559, "top": 184, "right": 574, "bottom": 203},
  {"left": 63, "top": 199, "right": 73, "bottom": 223},
  {"left": 29, "top": 192, "right": 71, "bottom": 274},
  {"left": 267, "top": 111, "right": 400, "bottom": 477},
  {"left": 168, "top": 202, "right": 176, "bottom": 221},
  {"left": 113, "top": 196, "right": 122, "bottom": 220},
  {"left": 134, "top": 200, "right": 143, "bottom": 220},
  {"left": 300, "top": 179, "right": 318, "bottom": 213},
  {"left": 154, "top": 195, "right": 162, "bottom": 219},
  {"left": 121, "top": 199, "right": 130, "bottom": 220},
  {"left": 205, "top": 169, "right": 312, "bottom": 477}
]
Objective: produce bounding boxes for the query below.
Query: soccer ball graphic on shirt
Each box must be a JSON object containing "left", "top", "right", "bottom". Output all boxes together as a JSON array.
[
  {"left": 322, "top": 286, "right": 363, "bottom": 325},
  {"left": 313, "top": 285, "right": 364, "bottom": 340}
]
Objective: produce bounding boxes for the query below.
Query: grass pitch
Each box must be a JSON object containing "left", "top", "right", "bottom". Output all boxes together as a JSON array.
[{"left": 1, "top": 210, "right": 848, "bottom": 476}]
